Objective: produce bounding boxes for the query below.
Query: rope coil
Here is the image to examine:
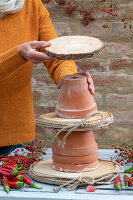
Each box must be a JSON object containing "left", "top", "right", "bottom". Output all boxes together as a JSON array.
[
  {"left": 36, "top": 111, "right": 113, "bottom": 130},
  {"left": 28, "top": 159, "right": 123, "bottom": 191}
]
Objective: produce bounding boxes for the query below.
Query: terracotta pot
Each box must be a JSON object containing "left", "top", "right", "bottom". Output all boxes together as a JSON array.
[
  {"left": 52, "top": 130, "right": 98, "bottom": 156},
  {"left": 52, "top": 153, "right": 98, "bottom": 165},
  {"left": 53, "top": 160, "right": 98, "bottom": 173},
  {"left": 52, "top": 130, "right": 98, "bottom": 172},
  {"left": 52, "top": 143, "right": 98, "bottom": 157},
  {"left": 55, "top": 73, "right": 97, "bottom": 119}
]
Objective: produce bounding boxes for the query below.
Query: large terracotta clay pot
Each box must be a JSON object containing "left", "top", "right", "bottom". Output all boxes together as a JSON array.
[
  {"left": 55, "top": 73, "right": 97, "bottom": 119},
  {"left": 52, "top": 130, "right": 98, "bottom": 172}
]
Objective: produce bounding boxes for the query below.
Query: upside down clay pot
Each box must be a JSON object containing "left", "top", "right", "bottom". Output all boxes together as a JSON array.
[
  {"left": 52, "top": 130, "right": 98, "bottom": 173},
  {"left": 55, "top": 73, "right": 97, "bottom": 119}
]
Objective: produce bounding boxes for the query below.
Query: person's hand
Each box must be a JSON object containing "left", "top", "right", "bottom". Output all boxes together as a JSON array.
[
  {"left": 80, "top": 72, "right": 95, "bottom": 95},
  {"left": 18, "top": 41, "right": 51, "bottom": 64},
  {"left": 57, "top": 72, "right": 95, "bottom": 95}
]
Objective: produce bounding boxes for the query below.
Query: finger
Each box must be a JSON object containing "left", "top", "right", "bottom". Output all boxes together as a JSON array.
[
  {"left": 85, "top": 73, "right": 95, "bottom": 89},
  {"left": 57, "top": 80, "right": 61, "bottom": 89},
  {"left": 30, "top": 41, "right": 51, "bottom": 49},
  {"left": 85, "top": 72, "right": 93, "bottom": 84},
  {"left": 80, "top": 72, "right": 92, "bottom": 84},
  {"left": 87, "top": 76, "right": 92, "bottom": 84},
  {"left": 57, "top": 79, "right": 63, "bottom": 89},
  {"left": 29, "top": 51, "right": 51, "bottom": 61},
  {"left": 75, "top": 72, "right": 95, "bottom": 95},
  {"left": 89, "top": 87, "right": 95, "bottom": 95},
  {"left": 89, "top": 84, "right": 95, "bottom": 95},
  {"left": 87, "top": 76, "right": 94, "bottom": 90}
]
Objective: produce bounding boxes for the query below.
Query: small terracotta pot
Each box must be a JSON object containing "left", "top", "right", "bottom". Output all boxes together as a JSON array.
[
  {"left": 55, "top": 73, "right": 97, "bottom": 119},
  {"left": 52, "top": 130, "right": 98, "bottom": 172}
]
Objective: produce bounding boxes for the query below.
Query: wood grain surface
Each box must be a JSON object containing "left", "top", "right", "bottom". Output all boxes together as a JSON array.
[{"left": 45, "top": 36, "right": 104, "bottom": 60}]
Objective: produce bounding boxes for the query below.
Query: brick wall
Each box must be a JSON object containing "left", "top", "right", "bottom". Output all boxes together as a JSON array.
[{"left": 32, "top": 0, "right": 133, "bottom": 148}]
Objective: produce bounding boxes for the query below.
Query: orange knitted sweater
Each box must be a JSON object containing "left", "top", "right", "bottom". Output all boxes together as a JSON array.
[{"left": 0, "top": 0, "right": 77, "bottom": 147}]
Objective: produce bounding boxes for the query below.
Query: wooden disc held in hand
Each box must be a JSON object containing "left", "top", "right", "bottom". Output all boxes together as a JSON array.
[{"left": 45, "top": 36, "right": 104, "bottom": 60}]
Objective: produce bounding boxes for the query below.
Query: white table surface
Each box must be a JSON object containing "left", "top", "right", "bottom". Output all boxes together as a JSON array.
[{"left": 0, "top": 148, "right": 133, "bottom": 200}]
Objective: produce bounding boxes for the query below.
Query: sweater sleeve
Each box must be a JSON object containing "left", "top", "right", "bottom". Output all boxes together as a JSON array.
[
  {"left": 38, "top": 1, "right": 77, "bottom": 84},
  {"left": 0, "top": 46, "right": 27, "bottom": 81}
]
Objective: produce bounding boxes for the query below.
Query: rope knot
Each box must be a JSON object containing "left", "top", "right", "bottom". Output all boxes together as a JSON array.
[{"left": 80, "top": 119, "right": 87, "bottom": 127}]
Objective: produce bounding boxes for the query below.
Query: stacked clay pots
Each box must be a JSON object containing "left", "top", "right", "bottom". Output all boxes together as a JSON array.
[{"left": 53, "top": 73, "right": 98, "bottom": 172}]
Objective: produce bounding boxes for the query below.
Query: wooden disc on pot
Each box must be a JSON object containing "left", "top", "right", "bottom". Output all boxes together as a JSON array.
[
  {"left": 45, "top": 36, "right": 104, "bottom": 60},
  {"left": 36, "top": 111, "right": 113, "bottom": 131}
]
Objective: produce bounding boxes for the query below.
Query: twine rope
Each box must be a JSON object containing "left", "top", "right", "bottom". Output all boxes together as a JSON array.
[
  {"left": 53, "top": 172, "right": 119, "bottom": 191},
  {"left": 28, "top": 159, "right": 123, "bottom": 191},
  {"left": 54, "top": 112, "right": 105, "bottom": 147},
  {"left": 36, "top": 111, "right": 113, "bottom": 131}
]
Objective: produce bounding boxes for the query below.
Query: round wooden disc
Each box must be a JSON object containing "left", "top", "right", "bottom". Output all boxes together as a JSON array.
[
  {"left": 27, "top": 159, "right": 123, "bottom": 191},
  {"left": 45, "top": 36, "right": 104, "bottom": 60},
  {"left": 36, "top": 111, "right": 113, "bottom": 131},
  {"left": 39, "top": 111, "right": 109, "bottom": 123},
  {"left": 28, "top": 159, "right": 123, "bottom": 180}
]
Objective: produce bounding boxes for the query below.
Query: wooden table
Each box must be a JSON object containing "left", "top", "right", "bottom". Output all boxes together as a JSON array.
[{"left": 0, "top": 148, "right": 133, "bottom": 200}]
